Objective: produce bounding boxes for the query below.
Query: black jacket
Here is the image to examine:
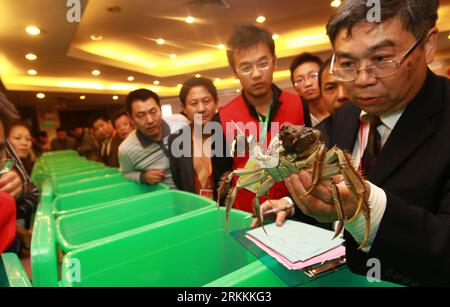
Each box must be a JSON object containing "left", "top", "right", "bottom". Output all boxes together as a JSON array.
[
  {"left": 323, "top": 70, "right": 450, "bottom": 286},
  {"left": 168, "top": 122, "right": 232, "bottom": 201}
]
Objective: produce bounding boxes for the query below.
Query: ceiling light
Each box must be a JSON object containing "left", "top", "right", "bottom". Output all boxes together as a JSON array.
[
  {"left": 112, "top": 95, "right": 119, "bottom": 100},
  {"left": 272, "top": 34, "right": 280, "bottom": 40},
  {"left": 27, "top": 69, "right": 38, "bottom": 76},
  {"left": 36, "top": 93, "right": 45, "bottom": 99},
  {"left": 330, "top": 0, "right": 342, "bottom": 8},
  {"left": 217, "top": 44, "right": 225, "bottom": 50},
  {"left": 236, "top": 89, "right": 241, "bottom": 93},
  {"left": 153, "top": 80, "right": 160, "bottom": 85},
  {"left": 214, "top": 78, "right": 221, "bottom": 83},
  {"left": 80, "top": 95, "right": 86, "bottom": 100},
  {"left": 448, "top": 34, "right": 450, "bottom": 40},
  {"left": 92, "top": 69, "right": 101, "bottom": 76},
  {"left": 26, "top": 26, "right": 41, "bottom": 36},
  {"left": 185, "top": 16, "right": 195, "bottom": 24},
  {"left": 127, "top": 76, "right": 135, "bottom": 82},
  {"left": 90, "top": 34, "right": 103, "bottom": 41},
  {"left": 156, "top": 38, "right": 165, "bottom": 45},
  {"left": 195, "top": 74, "right": 201, "bottom": 78},
  {"left": 170, "top": 54, "right": 177, "bottom": 59},
  {"left": 256, "top": 16, "right": 266, "bottom": 24},
  {"left": 25, "top": 53, "right": 37, "bottom": 61},
  {"left": 177, "top": 84, "right": 182, "bottom": 88}
]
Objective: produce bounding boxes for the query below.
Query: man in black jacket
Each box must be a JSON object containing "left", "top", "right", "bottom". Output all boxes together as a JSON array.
[{"left": 262, "top": 0, "right": 449, "bottom": 286}]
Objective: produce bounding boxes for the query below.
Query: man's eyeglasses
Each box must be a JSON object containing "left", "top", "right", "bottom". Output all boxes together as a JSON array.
[
  {"left": 236, "top": 58, "right": 273, "bottom": 75},
  {"left": 331, "top": 35, "right": 425, "bottom": 82},
  {"left": 0, "top": 159, "right": 15, "bottom": 176},
  {"left": 294, "top": 71, "right": 319, "bottom": 87}
]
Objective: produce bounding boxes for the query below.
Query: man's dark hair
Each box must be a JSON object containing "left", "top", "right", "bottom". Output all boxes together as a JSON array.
[
  {"left": 226, "top": 24, "right": 275, "bottom": 71},
  {"left": 88, "top": 112, "right": 110, "bottom": 128},
  {"left": 125, "top": 89, "right": 160, "bottom": 113},
  {"left": 56, "top": 127, "right": 67, "bottom": 133},
  {"left": 326, "top": 0, "right": 439, "bottom": 44},
  {"left": 179, "top": 77, "right": 218, "bottom": 106},
  {"left": 289, "top": 53, "right": 324, "bottom": 85},
  {"left": 318, "top": 57, "right": 333, "bottom": 91},
  {"left": 112, "top": 110, "right": 129, "bottom": 126},
  {"left": 0, "top": 91, "right": 19, "bottom": 132}
]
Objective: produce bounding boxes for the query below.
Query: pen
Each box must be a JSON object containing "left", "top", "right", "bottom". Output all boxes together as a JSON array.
[{"left": 244, "top": 204, "right": 294, "bottom": 220}]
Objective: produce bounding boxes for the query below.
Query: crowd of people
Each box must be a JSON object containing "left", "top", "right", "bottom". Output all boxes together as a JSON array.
[{"left": 1, "top": 0, "right": 449, "bottom": 286}]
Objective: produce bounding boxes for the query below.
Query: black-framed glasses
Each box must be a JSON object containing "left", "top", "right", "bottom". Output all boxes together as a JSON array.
[{"left": 331, "top": 35, "right": 425, "bottom": 82}]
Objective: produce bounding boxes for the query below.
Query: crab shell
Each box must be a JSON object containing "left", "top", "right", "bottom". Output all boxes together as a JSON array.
[{"left": 279, "top": 125, "right": 323, "bottom": 157}]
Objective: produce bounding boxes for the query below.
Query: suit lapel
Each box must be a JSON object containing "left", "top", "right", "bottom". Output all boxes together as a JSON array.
[
  {"left": 330, "top": 102, "right": 361, "bottom": 152},
  {"left": 369, "top": 71, "right": 442, "bottom": 185}
]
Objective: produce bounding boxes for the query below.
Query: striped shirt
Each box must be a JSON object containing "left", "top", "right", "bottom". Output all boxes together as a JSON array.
[{"left": 118, "top": 120, "right": 176, "bottom": 188}]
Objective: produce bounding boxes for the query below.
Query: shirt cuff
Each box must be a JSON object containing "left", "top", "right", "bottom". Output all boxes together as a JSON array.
[
  {"left": 344, "top": 182, "right": 387, "bottom": 253},
  {"left": 281, "top": 196, "right": 296, "bottom": 217}
]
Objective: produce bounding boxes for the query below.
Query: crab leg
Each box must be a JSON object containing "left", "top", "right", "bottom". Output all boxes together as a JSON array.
[
  {"left": 253, "top": 177, "right": 276, "bottom": 234},
  {"left": 335, "top": 149, "right": 371, "bottom": 249}
]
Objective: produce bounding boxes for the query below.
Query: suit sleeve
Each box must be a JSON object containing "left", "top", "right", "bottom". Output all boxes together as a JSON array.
[{"left": 344, "top": 179, "right": 450, "bottom": 286}]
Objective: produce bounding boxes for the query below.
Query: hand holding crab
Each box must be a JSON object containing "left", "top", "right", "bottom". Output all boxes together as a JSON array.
[{"left": 218, "top": 125, "right": 372, "bottom": 249}]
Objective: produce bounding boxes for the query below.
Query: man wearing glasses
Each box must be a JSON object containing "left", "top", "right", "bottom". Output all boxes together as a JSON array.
[
  {"left": 262, "top": 0, "right": 449, "bottom": 286},
  {"left": 290, "top": 53, "right": 330, "bottom": 127},
  {"left": 215, "top": 24, "right": 308, "bottom": 217}
]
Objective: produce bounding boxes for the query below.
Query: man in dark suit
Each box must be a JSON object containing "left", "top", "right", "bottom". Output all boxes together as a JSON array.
[{"left": 260, "top": 0, "right": 449, "bottom": 286}]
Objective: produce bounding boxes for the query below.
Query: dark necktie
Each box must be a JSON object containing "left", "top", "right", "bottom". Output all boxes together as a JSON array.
[{"left": 362, "top": 115, "right": 382, "bottom": 174}]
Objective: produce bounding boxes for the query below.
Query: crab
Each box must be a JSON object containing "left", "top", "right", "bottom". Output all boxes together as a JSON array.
[{"left": 217, "top": 125, "right": 370, "bottom": 249}]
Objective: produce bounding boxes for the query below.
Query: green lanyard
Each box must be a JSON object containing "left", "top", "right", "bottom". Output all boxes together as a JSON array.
[{"left": 257, "top": 101, "right": 272, "bottom": 149}]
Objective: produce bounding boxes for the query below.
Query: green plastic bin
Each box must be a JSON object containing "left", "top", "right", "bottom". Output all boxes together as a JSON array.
[
  {"left": 53, "top": 168, "right": 119, "bottom": 185},
  {"left": 55, "top": 190, "right": 215, "bottom": 252},
  {"left": 53, "top": 181, "right": 169, "bottom": 216},
  {"left": 60, "top": 208, "right": 265, "bottom": 287},
  {"left": 0, "top": 254, "right": 32, "bottom": 287},
  {"left": 50, "top": 164, "right": 108, "bottom": 178},
  {"left": 54, "top": 173, "right": 128, "bottom": 195}
]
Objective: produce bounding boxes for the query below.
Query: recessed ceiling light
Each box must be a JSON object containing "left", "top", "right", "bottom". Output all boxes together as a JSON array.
[
  {"left": 90, "top": 34, "right": 103, "bottom": 41},
  {"left": 448, "top": 34, "right": 450, "bottom": 40},
  {"left": 256, "top": 16, "right": 266, "bottom": 24},
  {"left": 330, "top": 0, "right": 342, "bottom": 8},
  {"left": 36, "top": 93, "right": 45, "bottom": 99},
  {"left": 185, "top": 16, "right": 195, "bottom": 24},
  {"left": 170, "top": 54, "right": 177, "bottom": 59},
  {"left": 272, "top": 34, "right": 280, "bottom": 40},
  {"left": 236, "top": 89, "right": 241, "bottom": 93},
  {"left": 26, "top": 26, "right": 41, "bottom": 36},
  {"left": 177, "top": 84, "right": 182, "bottom": 88},
  {"left": 127, "top": 76, "right": 135, "bottom": 82},
  {"left": 214, "top": 78, "right": 221, "bottom": 83},
  {"left": 195, "top": 74, "right": 201, "bottom": 78},
  {"left": 156, "top": 38, "right": 165, "bottom": 45},
  {"left": 92, "top": 69, "right": 101, "bottom": 76},
  {"left": 217, "top": 44, "right": 225, "bottom": 50},
  {"left": 153, "top": 80, "right": 160, "bottom": 85},
  {"left": 112, "top": 95, "right": 119, "bottom": 101},
  {"left": 27, "top": 69, "right": 38, "bottom": 76},
  {"left": 25, "top": 53, "right": 38, "bottom": 61},
  {"left": 80, "top": 95, "right": 86, "bottom": 100}
]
